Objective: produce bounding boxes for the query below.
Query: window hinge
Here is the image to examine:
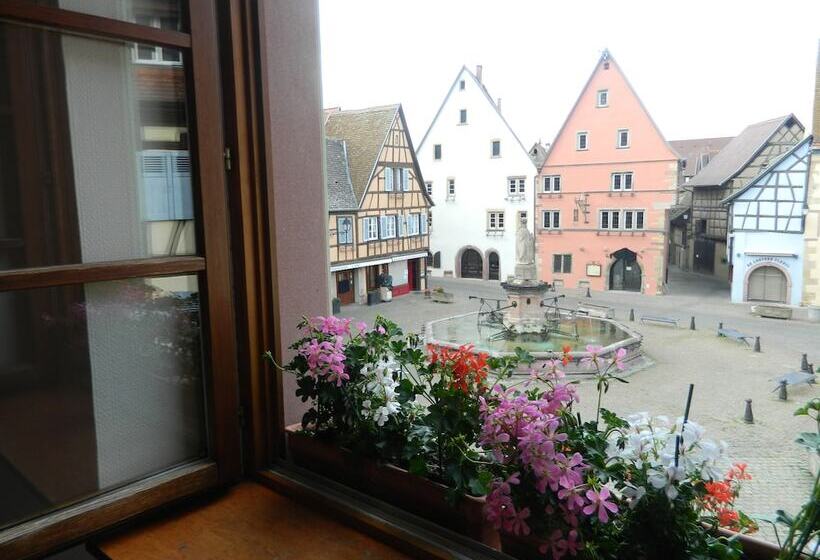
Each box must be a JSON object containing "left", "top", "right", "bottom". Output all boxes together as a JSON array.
[{"left": 223, "top": 147, "right": 232, "bottom": 171}]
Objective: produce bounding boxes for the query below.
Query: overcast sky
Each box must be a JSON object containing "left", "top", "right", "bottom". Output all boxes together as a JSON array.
[{"left": 319, "top": 0, "right": 819, "bottom": 149}]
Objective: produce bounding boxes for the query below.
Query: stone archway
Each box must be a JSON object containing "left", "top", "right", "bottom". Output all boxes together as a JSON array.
[
  {"left": 486, "top": 249, "right": 500, "bottom": 280},
  {"left": 744, "top": 263, "right": 791, "bottom": 303},
  {"left": 609, "top": 248, "right": 642, "bottom": 292},
  {"left": 459, "top": 248, "right": 483, "bottom": 279}
]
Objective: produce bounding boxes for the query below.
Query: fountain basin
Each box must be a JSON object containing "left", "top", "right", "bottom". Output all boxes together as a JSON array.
[{"left": 425, "top": 311, "right": 644, "bottom": 375}]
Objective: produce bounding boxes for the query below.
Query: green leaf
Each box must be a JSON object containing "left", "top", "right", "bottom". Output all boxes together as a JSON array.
[
  {"left": 795, "top": 432, "right": 820, "bottom": 452},
  {"left": 408, "top": 454, "right": 428, "bottom": 476}
]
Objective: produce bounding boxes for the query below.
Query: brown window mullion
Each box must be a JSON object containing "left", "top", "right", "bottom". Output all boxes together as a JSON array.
[
  {"left": 0, "top": 256, "right": 206, "bottom": 292},
  {"left": 0, "top": 0, "right": 191, "bottom": 48}
]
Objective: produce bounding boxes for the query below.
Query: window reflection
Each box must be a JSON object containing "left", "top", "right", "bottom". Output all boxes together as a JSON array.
[
  {"left": 0, "top": 21, "right": 194, "bottom": 272},
  {"left": 0, "top": 275, "right": 205, "bottom": 528}
]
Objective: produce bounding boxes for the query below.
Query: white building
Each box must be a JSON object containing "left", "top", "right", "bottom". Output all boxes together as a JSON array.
[
  {"left": 724, "top": 136, "right": 813, "bottom": 305},
  {"left": 417, "top": 66, "right": 536, "bottom": 281}
]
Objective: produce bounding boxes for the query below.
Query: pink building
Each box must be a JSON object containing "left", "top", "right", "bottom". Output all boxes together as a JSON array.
[{"left": 536, "top": 50, "right": 679, "bottom": 294}]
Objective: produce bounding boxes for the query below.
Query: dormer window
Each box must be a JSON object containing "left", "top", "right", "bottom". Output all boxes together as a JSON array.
[
  {"left": 596, "top": 89, "right": 608, "bottom": 107},
  {"left": 617, "top": 129, "right": 630, "bottom": 149},
  {"left": 576, "top": 132, "right": 588, "bottom": 151},
  {"left": 459, "top": 109, "right": 467, "bottom": 124}
]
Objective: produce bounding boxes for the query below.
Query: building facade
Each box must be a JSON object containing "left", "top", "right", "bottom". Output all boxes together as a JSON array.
[
  {"left": 803, "top": 46, "right": 820, "bottom": 307},
  {"left": 325, "top": 105, "right": 432, "bottom": 305},
  {"left": 667, "top": 137, "right": 733, "bottom": 270},
  {"left": 687, "top": 115, "right": 804, "bottom": 281},
  {"left": 535, "top": 50, "right": 678, "bottom": 295},
  {"left": 724, "top": 137, "right": 812, "bottom": 305},
  {"left": 417, "top": 66, "right": 535, "bottom": 281}
]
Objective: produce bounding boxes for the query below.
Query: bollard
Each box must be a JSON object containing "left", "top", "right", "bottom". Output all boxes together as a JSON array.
[
  {"left": 718, "top": 322, "right": 723, "bottom": 333},
  {"left": 743, "top": 399, "right": 754, "bottom": 424},
  {"left": 629, "top": 308, "right": 635, "bottom": 322},
  {"left": 586, "top": 287, "right": 591, "bottom": 298},
  {"left": 753, "top": 336, "right": 761, "bottom": 353},
  {"left": 689, "top": 316, "right": 696, "bottom": 330},
  {"left": 801, "top": 353, "right": 810, "bottom": 372},
  {"left": 778, "top": 381, "right": 788, "bottom": 401}
]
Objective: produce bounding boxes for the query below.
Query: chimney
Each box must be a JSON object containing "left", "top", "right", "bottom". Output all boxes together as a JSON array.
[
  {"left": 496, "top": 98, "right": 502, "bottom": 114},
  {"left": 476, "top": 65, "right": 483, "bottom": 83}
]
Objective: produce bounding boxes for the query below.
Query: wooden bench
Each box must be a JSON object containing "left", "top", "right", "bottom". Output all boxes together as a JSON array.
[
  {"left": 577, "top": 303, "right": 615, "bottom": 319},
  {"left": 640, "top": 315, "right": 678, "bottom": 327},
  {"left": 773, "top": 371, "right": 816, "bottom": 389},
  {"left": 717, "top": 325, "right": 754, "bottom": 347}
]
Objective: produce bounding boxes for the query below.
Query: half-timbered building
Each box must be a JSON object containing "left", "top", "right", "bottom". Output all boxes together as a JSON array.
[
  {"left": 325, "top": 105, "right": 432, "bottom": 304},
  {"left": 687, "top": 115, "right": 804, "bottom": 280},
  {"left": 723, "top": 136, "right": 812, "bottom": 305}
]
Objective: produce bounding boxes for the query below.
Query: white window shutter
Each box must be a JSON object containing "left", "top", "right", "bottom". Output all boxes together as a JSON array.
[
  {"left": 385, "top": 167, "right": 393, "bottom": 191},
  {"left": 402, "top": 168, "right": 410, "bottom": 191}
]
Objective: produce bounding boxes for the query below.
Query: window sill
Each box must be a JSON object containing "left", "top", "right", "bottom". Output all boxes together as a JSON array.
[
  {"left": 538, "top": 192, "right": 562, "bottom": 197},
  {"left": 486, "top": 230, "right": 505, "bottom": 236},
  {"left": 90, "top": 467, "right": 507, "bottom": 560}
]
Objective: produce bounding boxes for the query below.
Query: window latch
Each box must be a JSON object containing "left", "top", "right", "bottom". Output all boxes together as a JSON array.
[{"left": 223, "top": 147, "right": 232, "bottom": 171}]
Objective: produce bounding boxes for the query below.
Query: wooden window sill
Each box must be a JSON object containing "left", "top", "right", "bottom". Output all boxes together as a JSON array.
[{"left": 90, "top": 481, "right": 412, "bottom": 560}]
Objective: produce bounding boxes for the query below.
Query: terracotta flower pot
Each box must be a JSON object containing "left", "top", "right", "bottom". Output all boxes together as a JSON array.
[{"left": 285, "top": 424, "right": 499, "bottom": 548}]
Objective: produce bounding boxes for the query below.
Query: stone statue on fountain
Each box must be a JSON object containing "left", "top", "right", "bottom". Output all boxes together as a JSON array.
[
  {"left": 501, "top": 213, "right": 548, "bottom": 333},
  {"left": 513, "top": 213, "right": 537, "bottom": 284}
]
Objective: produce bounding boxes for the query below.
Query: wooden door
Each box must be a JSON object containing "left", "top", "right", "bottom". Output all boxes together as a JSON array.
[
  {"left": 407, "top": 259, "right": 418, "bottom": 291},
  {"left": 488, "top": 252, "right": 499, "bottom": 280},
  {"left": 460, "top": 249, "right": 483, "bottom": 279},
  {"left": 694, "top": 239, "right": 715, "bottom": 273},
  {"left": 335, "top": 271, "right": 354, "bottom": 305},
  {"left": 748, "top": 266, "right": 787, "bottom": 303}
]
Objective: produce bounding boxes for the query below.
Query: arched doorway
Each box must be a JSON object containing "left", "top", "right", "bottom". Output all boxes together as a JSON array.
[
  {"left": 488, "top": 251, "right": 500, "bottom": 280},
  {"left": 460, "top": 248, "right": 483, "bottom": 279},
  {"left": 747, "top": 265, "right": 787, "bottom": 303},
  {"left": 609, "top": 248, "right": 641, "bottom": 292}
]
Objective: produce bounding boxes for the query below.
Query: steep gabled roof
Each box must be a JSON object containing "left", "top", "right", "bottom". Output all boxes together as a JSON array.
[
  {"left": 542, "top": 49, "right": 680, "bottom": 171},
  {"left": 325, "top": 104, "right": 399, "bottom": 202},
  {"left": 721, "top": 135, "right": 813, "bottom": 205},
  {"left": 669, "top": 137, "right": 734, "bottom": 181},
  {"left": 687, "top": 115, "right": 799, "bottom": 188},
  {"left": 325, "top": 139, "right": 358, "bottom": 212},
  {"left": 417, "top": 65, "right": 533, "bottom": 165}
]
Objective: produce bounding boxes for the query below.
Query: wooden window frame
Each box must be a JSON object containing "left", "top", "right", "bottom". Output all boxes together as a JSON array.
[
  {"left": 541, "top": 209, "right": 560, "bottom": 230},
  {"left": 0, "top": 4, "right": 241, "bottom": 558}
]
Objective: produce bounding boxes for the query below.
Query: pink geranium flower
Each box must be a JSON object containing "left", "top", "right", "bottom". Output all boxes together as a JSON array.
[{"left": 583, "top": 486, "right": 619, "bottom": 523}]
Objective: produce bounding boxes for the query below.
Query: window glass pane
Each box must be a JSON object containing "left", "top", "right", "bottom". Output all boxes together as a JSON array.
[
  {"left": 0, "top": 275, "right": 205, "bottom": 529},
  {"left": 553, "top": 254, "right": 561, "bottom": 272},
  {"left": 29, "top": 1, "right": 188, "bottom": 32},
  {"left": 563, "top": 254, "right": 572, "bottom": 273},
  {"left": 0, "top": 22, "right": 195, "bottom": 272}
]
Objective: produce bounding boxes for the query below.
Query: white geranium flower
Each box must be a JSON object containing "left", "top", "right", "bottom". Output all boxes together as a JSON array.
[
  {"left": 361, "top": 399, "right": 372, "bottom": 419},
  {"left": 621, "top": 484, "right": 647, "bottom": 509},
  {"left": 648, "top": 465, "right": 686, "bottom": 500}
]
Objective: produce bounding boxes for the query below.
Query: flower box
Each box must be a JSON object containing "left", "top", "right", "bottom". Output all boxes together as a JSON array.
[
  {"left": 497, "top": 529, "right": 781, "bottom": 560},
  {"left": 285, "top": 424, "right": 498, "bottom": 548}
]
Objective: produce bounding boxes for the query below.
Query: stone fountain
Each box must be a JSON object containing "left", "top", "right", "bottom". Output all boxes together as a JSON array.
[
  {"left": 500, "top": 214, "right": 549, "bottom": 334},
  {"left": 425, "top": 214, "right": 647, "bottom": 374}
]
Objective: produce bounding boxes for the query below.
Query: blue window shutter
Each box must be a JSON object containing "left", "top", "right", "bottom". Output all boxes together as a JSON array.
[
  {"left": 402, "top": 168, "right": 410, "bottom": 191},
  {"left": 384, "top": 167, "right": 393, "bottom": 191},
  {"left": 171, "top": 152, "right": 193, "bottom": 220},
  {"left": 141, "top": 151, "right": 172, "bottom": 221}
]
